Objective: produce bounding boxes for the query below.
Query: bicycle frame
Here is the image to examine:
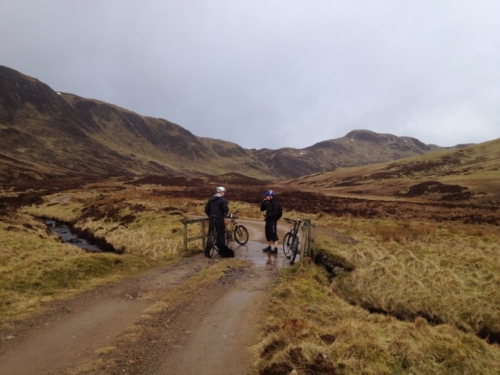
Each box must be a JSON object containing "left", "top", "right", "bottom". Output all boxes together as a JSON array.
[
  {"left": 207, "top": 210, "right": 248, "bottom": 258},
  {"left": 283, "top": 217, "right": 306, "bottom": 264},
  {"left": 224, "top": 209, "right": 249, "bottom": 246},
  {"left": 224, "top": 210, "right": 238, "bottom": 243}
]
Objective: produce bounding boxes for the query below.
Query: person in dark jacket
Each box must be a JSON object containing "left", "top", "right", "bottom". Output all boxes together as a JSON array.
[
  {"left": 205, "top": 186, "right": 229, "bottom": 257},
  {"left": 260, "top": 190, "right": 281, "bottom": 254}
]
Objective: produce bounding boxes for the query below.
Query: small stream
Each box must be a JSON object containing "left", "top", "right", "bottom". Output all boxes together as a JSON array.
[{"left": 43, "top": 219, "right": 102, "bottom": 252}]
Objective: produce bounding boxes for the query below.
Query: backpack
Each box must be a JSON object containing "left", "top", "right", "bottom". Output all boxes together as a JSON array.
[
  {"left": 219, "top": 244, "right": 235, "bottom": 258},
  {"left": 276, "top": 202, "right": 283, "bottom": 220}
]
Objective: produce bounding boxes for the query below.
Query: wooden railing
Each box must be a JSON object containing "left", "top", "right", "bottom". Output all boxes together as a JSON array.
[{"left": 181, "top": 217, "right": 208, "bottom": 252}]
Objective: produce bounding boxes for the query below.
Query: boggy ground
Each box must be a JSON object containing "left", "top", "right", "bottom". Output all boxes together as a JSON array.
[
  {"left": 130, "top": 176, "right": 499, "bottom": 226},
  {"left": 1, "top": 174, "right": 500, "bottom": 374},
  {"left": 3, "top": 173, "right": 498, "bottom": 226}
]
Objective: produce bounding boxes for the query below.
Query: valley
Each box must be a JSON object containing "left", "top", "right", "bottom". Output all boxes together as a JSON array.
[
  {"left": 1, "top": 64, "right": 499, "bottom": 374},
  {"left": 1, "top": 170, "right": 499, "bottom": 374}
]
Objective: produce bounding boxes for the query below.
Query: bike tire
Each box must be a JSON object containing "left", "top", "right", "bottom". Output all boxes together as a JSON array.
[
  {"left": 282, "top": 232, "right": 293, "bottom": 259},
  {"left": 234, "top": 225, "right": 249, "bottom": 245},
  {"left": 225, "top": 229, "right": 232, "bottom": 245},
  {"left": 209, "top": 230, "right": 218, "bottom": 258},
  {"left": 290, "top": 236, "right": 300, "bottom": 265}
]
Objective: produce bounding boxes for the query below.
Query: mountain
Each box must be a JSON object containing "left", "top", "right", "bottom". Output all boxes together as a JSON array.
[
  {"left": 252, "top": 129, "right": 450, "bottom": 179},
  {"left": 285, "top": 137, "right": 500, "bottom": 204},
  {"left": 0, "top": 66, "right": 270, "bottom": 181},
  {"left": 0, "top": 65, "right": 458, "bottom": 182}
]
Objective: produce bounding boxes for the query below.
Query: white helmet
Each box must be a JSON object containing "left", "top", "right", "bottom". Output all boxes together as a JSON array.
[{"left": 216, "top": 186, "right": 226, "bottom": 193}]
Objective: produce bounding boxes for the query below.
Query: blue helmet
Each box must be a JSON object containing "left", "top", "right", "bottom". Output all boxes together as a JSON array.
[{"left": 264, "top": 190, "right": 275, "bottom": 197}]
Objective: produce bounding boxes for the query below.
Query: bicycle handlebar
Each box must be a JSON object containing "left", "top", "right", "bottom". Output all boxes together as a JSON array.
[
  {"left": 225, "top": 209, "right": 240, "bottom": 219},
  {"left": 284, "top": 217, "right": 306, "bottom": 224}
]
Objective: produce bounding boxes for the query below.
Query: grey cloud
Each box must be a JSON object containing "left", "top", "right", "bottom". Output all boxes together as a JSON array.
[{"left": 1, "top": 0, "right": 498, "bottom": 149}]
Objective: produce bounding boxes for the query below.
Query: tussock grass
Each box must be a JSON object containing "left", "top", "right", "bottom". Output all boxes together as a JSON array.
[
  {"left": 0, "top": 211, "right": 157, "bottom": 324},
  {"left": 254, "top": 263, "right": 500, "bottom": 374},
  {"left": 22, "top": 190, "right": 188, "bottom": 258},
  {"left": 1, "top": 187, "right": 206, "bottom": 325},
  {"left": 78, "top": 211, "right": 183, "bottom": 258},
  {"left": 254, "top": 213, "right": 500, "bottom": 373},
  {"left": 4, "top": 181, "right": 500, "bottom": 373},
  {"left": 324, "top": 218, "right": 500, "bottom": 341}
]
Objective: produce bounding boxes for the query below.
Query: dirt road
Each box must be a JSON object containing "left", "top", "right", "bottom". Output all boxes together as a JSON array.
[{"left": 0, "top": 219, "right": 289, "bottom": 375}]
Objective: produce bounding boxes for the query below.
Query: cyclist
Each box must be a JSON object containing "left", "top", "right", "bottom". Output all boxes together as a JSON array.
[
  {"left": 204, "top": 186, "right": 229, "bottom": 257},
  {"left": 260, "top": 190, "right": 282, "bottom": 254}
]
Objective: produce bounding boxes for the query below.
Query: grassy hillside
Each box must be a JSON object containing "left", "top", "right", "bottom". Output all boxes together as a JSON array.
[
  {"left": 2, "top": 66, "right": 459, "bottom": 181},
  {"left": 288, "top": 138, "right": 500, "bottom": 205}
]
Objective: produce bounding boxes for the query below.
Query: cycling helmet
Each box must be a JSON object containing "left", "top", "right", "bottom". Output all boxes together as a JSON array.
[
  {"left": 216, "top": 186, "right": 226, "bottom": 193},
  {"left": 264, "top": 190, "right": 275, "bottom": 197}
]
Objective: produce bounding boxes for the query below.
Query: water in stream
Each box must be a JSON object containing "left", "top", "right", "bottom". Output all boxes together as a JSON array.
[{"left": 44, "top": 219, "right": 102, "bottom": 252}]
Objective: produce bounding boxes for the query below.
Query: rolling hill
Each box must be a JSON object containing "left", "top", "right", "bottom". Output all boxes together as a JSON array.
[
  {"left": 285, "top": 137, "right": 500, "bottom": 205},
  {"left": 0, "top": 65, "right": 471, "bottom": 183}
]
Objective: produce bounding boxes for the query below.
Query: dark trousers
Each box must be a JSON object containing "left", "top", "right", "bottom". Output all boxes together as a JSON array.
[
  {"left": 265, "top": 220, "right": 279, "bottom": 242},
  {"left": 209, "top": 216, "right": 226, "bottom": 249}
]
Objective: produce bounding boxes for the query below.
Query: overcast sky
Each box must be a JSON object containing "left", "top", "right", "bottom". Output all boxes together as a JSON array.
[{"left": 1, "top": 1, "right": 499, "bottom": 149}]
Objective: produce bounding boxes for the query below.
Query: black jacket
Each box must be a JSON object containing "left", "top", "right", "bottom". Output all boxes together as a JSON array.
[
  {"left": 205, "top": 195, "right": 229, "bottom": 218},
  {"left": 260, "top": 198, "right": 281, "bottom": 221}
]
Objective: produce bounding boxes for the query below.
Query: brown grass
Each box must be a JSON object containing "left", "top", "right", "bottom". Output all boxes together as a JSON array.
[
  {"left": 2, "top": 178, "right": 500, "bottom": 374},
  {"left": 253, "top": 262, "right": 500, "bottom": 374}
]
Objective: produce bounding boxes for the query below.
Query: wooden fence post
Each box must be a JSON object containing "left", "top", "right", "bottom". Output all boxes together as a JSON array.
[
  {"left": 299, "top": 219, "right": 316, "bottom": 262},
  {"left": 201, "top": 219, "right": 206, "bottom": 249},
  {"left": 182, "top": 217, "right": 209, "bottom": 252}
]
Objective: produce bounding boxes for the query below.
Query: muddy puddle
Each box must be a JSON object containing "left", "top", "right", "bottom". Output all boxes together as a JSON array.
[
  {"left": 43, "top": 219, "right": 102, "bottom": 252},
  {"left": 229, "top": 241, "right": 295, "bottom": 269},
  {"left": 224, "top": 219, "right": 296, "bottom": 269}
]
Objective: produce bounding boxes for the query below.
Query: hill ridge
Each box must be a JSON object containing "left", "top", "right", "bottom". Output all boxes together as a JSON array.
[{"left": 0, "top": 65, "right": 466, "bottom": 181}]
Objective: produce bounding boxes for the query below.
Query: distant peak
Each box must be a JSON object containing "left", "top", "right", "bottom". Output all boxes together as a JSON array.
[{"left": 344, "top": 129, "right": 376, "bottom": 137}]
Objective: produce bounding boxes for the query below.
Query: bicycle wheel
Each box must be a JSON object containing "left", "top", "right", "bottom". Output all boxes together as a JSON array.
[
  {"left": 208, "top": 229, "right": 218, "bottom": 258},
  {"left": 290, "top": 236, "right": 300, "bottom": 265},
  {"left": 282, "top": 232, "right": 293, "bottom": 259},
  {"left": 234, "top": 225, "right": 249, "bottom": 245},
  {"left": 225, "top": 229, "right": 232, "bottom": 244}
]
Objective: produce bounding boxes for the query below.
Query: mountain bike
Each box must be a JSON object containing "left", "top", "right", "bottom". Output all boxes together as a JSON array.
[
  {"left": 282, "top": 218, "right": 306, "bottom": 265},
  {"left": 225, "top": 210, "right": 249, "bottom": 245},
  {"left": 207, "top": 211, "right": 248, "bottom": 258}
]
